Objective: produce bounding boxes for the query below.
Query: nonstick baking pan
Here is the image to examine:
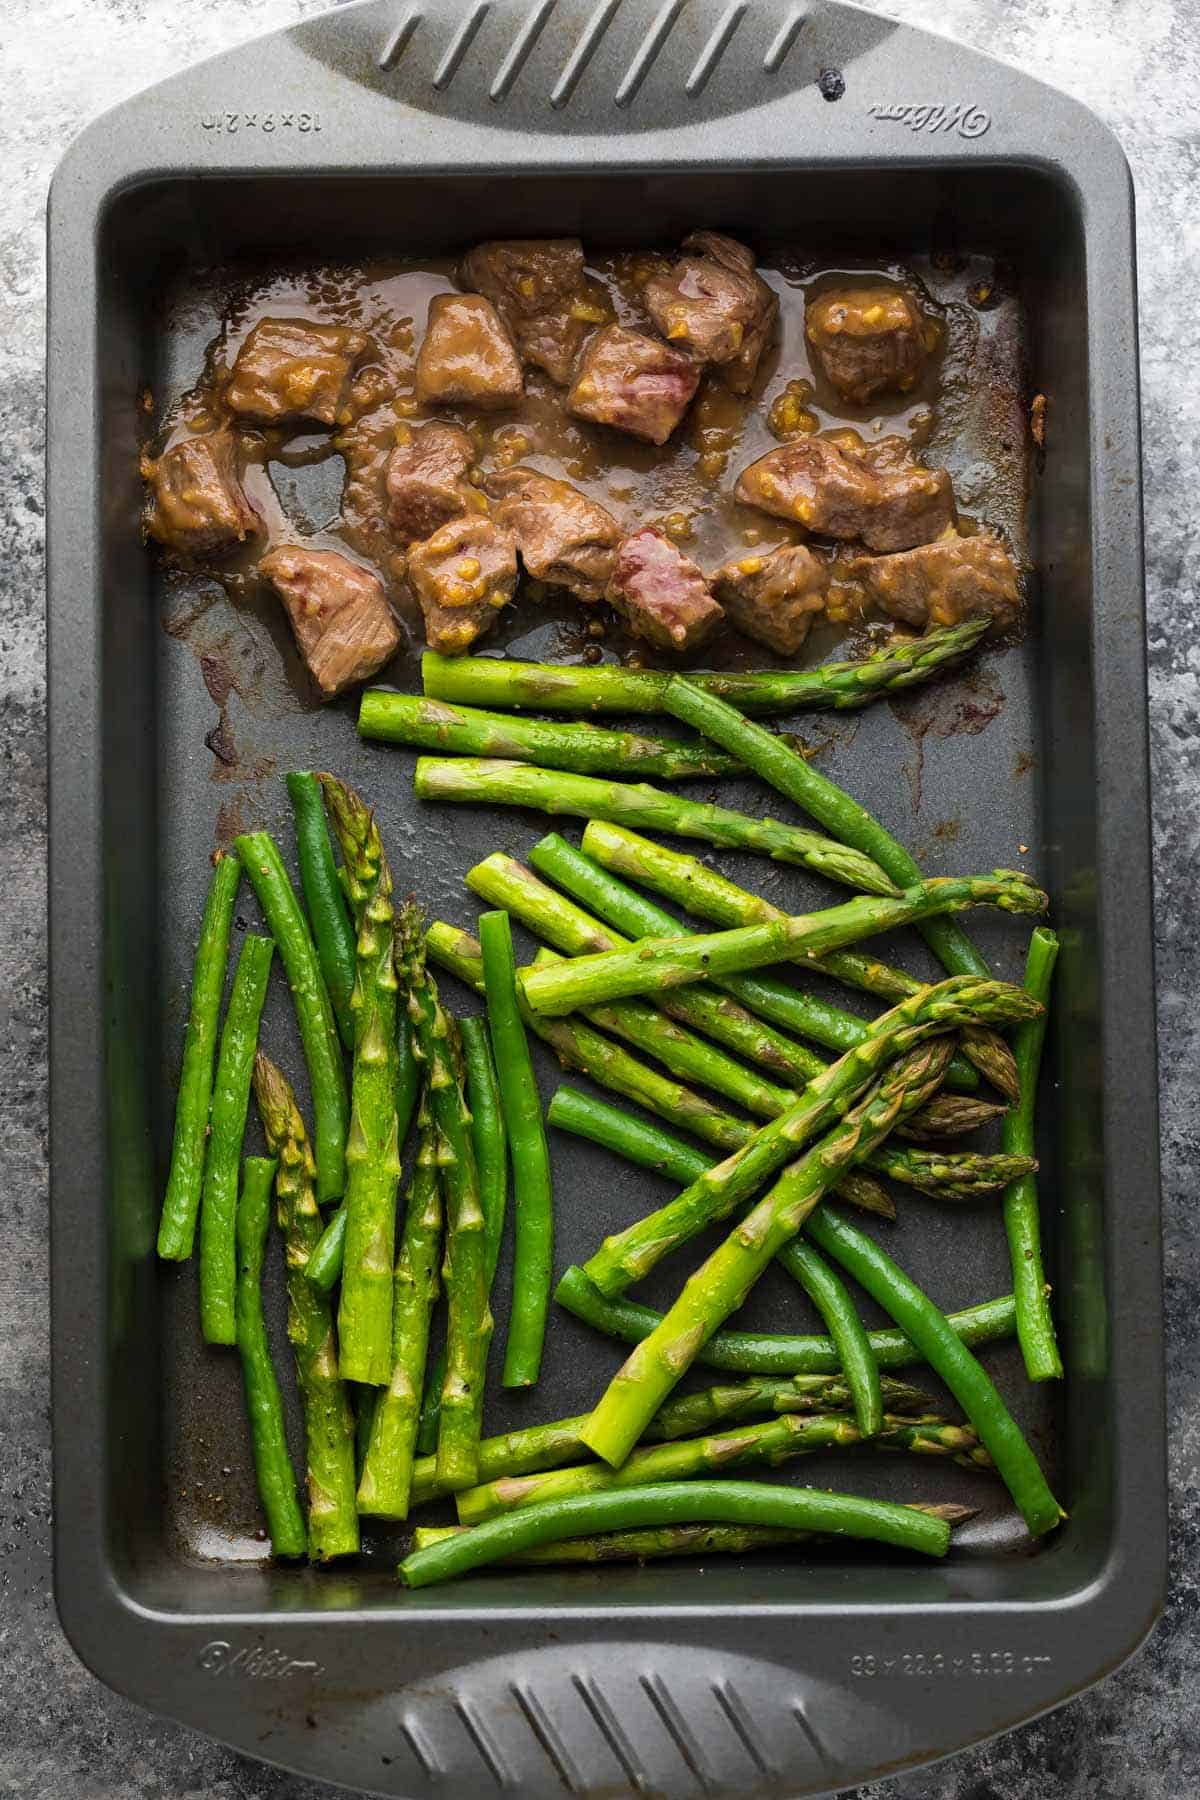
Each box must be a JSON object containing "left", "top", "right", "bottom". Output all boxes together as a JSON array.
[{"left": 46, "top": 1, "right": 1164, "bottom": 1794}]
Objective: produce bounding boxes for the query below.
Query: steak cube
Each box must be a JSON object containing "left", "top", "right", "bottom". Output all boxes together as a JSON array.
[
  {"left": 406, "top": 516, "right": 518, "bottom": 655},
  {"left": 735, "top": 435, "right": 956, "bottom": 553},
  {"left": 805, "top": 285, "right": 931, "bottom": 405},
  {"left": 259, "top": 544, "right": 401, "bottom": 699},
  {"left": 849, "top": 535, "right": 1020, "bottom": 631},
  {"left": 142, "top": 429, "right": 260, "bottom": 558},
  {"left": 415, "top": 295, "right": 524, "bottom": 410},
  {"left": 568, "top": 326, "right": 701, "bottom": 445},
  {"left": 607, "top": 527, "right": 724, "bottom": 654},
  {"left": 225, "top": 317, "right": 370, "bottom": 427},
  {"left": 488, "top": 467, "right": 621, "bottom": 603},
  {"left": 646, "top": 232, "right": 778, "bottom": 394},
  {"left": 461, "top": 239, "right": 610, "bottom": 384},
  {"left": 385, "top": 421, "right": 482, "bottom": 542},
  {"left": 711, "top": 543, "right": 828, "bottom": 656}
]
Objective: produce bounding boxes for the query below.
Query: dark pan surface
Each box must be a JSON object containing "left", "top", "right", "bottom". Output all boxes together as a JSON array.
[{"left": 153, "top": 245, "right": 1043, "bottom": 1572}]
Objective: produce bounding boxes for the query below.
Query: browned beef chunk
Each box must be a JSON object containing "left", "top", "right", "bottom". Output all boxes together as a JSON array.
[
  {"left": 225, "top": 317, "right": 370, "bottom": 427},
  {"left": 607, "top": 528, "right": 724, "bottom": 654},
  {"left": 415, "top": 295, "right": 524, "bottom": 410},
  {"left": 734, "top": 435, "right": 956, "bottom": 553},
  {"left": 849, "top": 535, "right": 1021, "bottom": 631},
  {"left": 259, "top": 545, "right": 401, "bottom": 699},
  {"left": 805, "top": 285, "right": 931, "bottom": 404},
  {"left": 385, "top": 421, "right": 483, "bottom": 542},
  {"left": 488, "top": 468, "right": 621, "bottom": 603},
  {"left": 711, "top": 544, "right": 828, "bottom": 656},
  {"left": 460, "top": 239, "right": 610, "bottom": 385},
  {"left": 142, "top": 429, "right": 260, "bottom": 557},
  {"left": 568, "top": 327, "right": 701, "bottom": 445},
  {"left": 406, "top": 516, "right": 518, "bottom": 654},
  {"left": 645, "top": 233, "right": 778, "bottom": 394}
]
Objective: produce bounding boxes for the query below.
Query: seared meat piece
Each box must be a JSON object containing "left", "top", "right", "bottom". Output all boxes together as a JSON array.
[
  {"left": 711, "top": 544, "right": 828, "bottom": 656},
  {"left": 462, "top": 238, "right": 587, "bottom": 317},
  {"left": 735, "top": 435, "right": 956, "bottom": 553},
  {"left": 415, "top": 295, "right": 524, "bottom": 410},
  {"left": 385, "top": 421, "right": 482, "bottom": 542},
  {"left": 259, "top": 544, "right": 401, "bottom": 699},
  {"left": 849, "top": 535, "right": 1021, "bottom": 631},
  {"left": 805, "top": 285, "right": 931, "bottom": 405},
  {"left": 488, "top": 467, "right": 621, "bottom": 603},
  {"left": 225, "top": 317, "right": 370, "bottom": 427},
  {"left": 568, "top": 326, "right": 701, "bottom": 445},
  {"left": 460, "top": 238, "right": 610, "bottom": 385},
  {"left": 645, "top": 232, "right": 778, "bottom": 394},
  {"left": 607, "top": 528, "right": 724, "bottom": 654},
  {"left": 406, "top": 516, "right": 518, "bottom": 655},
  {"left": 142, "top": 429, "right": 259, "bottom": 558}
]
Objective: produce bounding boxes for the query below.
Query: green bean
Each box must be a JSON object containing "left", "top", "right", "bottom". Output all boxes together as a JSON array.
[
  {"left": 555, "top": 1264, "right": 1019, "bottom": 1375},
  {"left": 198, "top": 933, "right": 275, "bottom": 1344},
  {"left": 548, "top": 1086, "right": 711, "bottom": 1187},
  {"left": 157, "top": 852, "right": 241, "bottom": 1260},
  {"left": 479, "top": 911, "right": 553, "bottom": 1387},
  {"left": 775, "top": 1238, "right": 882, "bottom": 1437},
  {"left": 664, "top": 675, "right": 990, "bottom": 982},
  {"left": 1004, "top": 928, "right": 1063, "bottom": 1380},
  {"left": 397, "top": 1481, "right": 951, "bottom": 1586},
  {"left": 287, "top": 771, "right": 357, "bottom": 1053},
  {"left": 804, "top": 1206, "right": 1063, "bottom": 1537},
  {"left": 235, "top": 1156, "right": 306, "bottom": 1558},
  {"left": 235, "top": 832, "right": 348, "bottom": 1203},
  {"left": 459, "top": 1017, "right": 508, "bottom": 1285}
]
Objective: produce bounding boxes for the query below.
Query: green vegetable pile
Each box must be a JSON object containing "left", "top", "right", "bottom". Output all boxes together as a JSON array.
[{"left": 157, "top": 645, "right": 1063, "bottom": 1586}]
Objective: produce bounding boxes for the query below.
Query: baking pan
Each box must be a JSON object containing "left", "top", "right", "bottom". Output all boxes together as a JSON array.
[{"left": 47, "top": 1, "right": 1164, "bottom": 1794}]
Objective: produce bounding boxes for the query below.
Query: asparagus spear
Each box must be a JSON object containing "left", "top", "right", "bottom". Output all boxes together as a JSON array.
[
  {"left": 234, "top": 1155, "right": 306, "bottom": 1558},
  {"left": 287, "top": 770, "right": 357, "bottom": 1052},
  {"left": 547, "top": 1085, "right": 893, "bottom": 1221},
  {"left": 305, "top": 997, "right": 422, "bottom": 1295},
  {"left": 398, "top": 1482, "right": 953, "bottom": 1586},
  {"left": 1004, "top": 927, "right": 1063, "bottom": 1380},
  {"left": 806, "top": 1205, "right": 1064, "bottom": 1537},
  {"left": 198, "top": 933, "right": 275, "bottom": 1345},
  {"left": 582, "top": 977, "right": 1041, "bottom": 1298},
  {"left": 572, "top": 822, "right": 986, "bottom": 1091},
  {"left": 469, "top": 854, "right": 801, "bottom": 1118},
  {"left": 520, "top": 870, "right": 1048, "bottom": 1018},
  {"left": 407, "top": 1370, "right": 934, "bottom": 1506},
  {"left": 470, "top": 849, "right": 824, "bottom": 1093},
  {"left": 415, "top": 759, "right": 898, "bottom": 896},
  {"left": 412, "top": 1019, "right": 510, "bottom": 1456},
  {"left": 457, "top": 1411, "right": 989, "bottom": 1523},
  {"left": 478, "top": 911, "right": 553, "bottom": 1388},
  {"left": 359, "top": 691, "right": 741, "bottom": 779},
  {"left": 580, "top": 1040, "right": 955, "bottom": 1466},
  {"left": 868, "top": 1142, "right": 1035, "bottom": 1200},
  {"left": 557, "top": 1264, "right": 1019, "bottom": 1376},
  {"left": 898, "top": 1094, "right": 1009, "bottom": 1140},
  {"left": 411, "top": 1502, "right": 978, "bottom": 1566},
  {"left": 357, "top": 1094, "right": 442, "bottom": 1519},
  {"left": 398, "top": 906, "right": 492, "bottom": 1485},
  {"left": 235, "top": 831, "right": 349, "bottom": 1204},
  {"left": 427, "top": 921, "right": 759, "bottom": 1152},
  {"left": 252, "top": 1056, "right": 359, "bottom": 1560},
  {"left": 157, "top": 851, "right": 241, "bottom": 1260},
  {"left": 317, "top": 777, "right": 402, "bottom": 1387},
  {"left": 419, "top": 621, "right": 989, "bottom": 717}
]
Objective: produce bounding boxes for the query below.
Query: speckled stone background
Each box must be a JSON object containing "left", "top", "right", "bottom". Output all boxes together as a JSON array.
[{"left": 2, "top": 0, "right": 1196, "bottom": 1794}]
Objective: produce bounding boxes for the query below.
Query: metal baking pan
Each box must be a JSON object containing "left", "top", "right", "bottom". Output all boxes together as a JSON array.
[{"left": 47, "top": 1, "right": 1164, "bottom": 1793}]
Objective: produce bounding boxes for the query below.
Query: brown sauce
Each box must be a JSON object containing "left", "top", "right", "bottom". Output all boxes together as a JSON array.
[{"left": 151, "top": 247, "right": 1027, "bottom": 677}]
